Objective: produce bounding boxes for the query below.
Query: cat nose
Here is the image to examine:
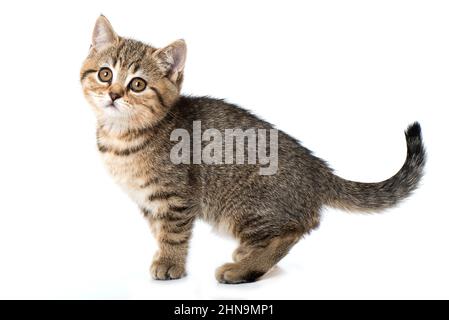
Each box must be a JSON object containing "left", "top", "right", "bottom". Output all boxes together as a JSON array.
[{"left": 109, "top": 92, "right": 122, "bottom": 101}]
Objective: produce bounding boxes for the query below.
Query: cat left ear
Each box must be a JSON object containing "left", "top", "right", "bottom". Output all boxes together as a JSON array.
[
  {"left": 153, "top": 40, "right": 187, "bottom": 83},
  {"left": 91, "top": 15, "right": 118, "bottom": 51}
]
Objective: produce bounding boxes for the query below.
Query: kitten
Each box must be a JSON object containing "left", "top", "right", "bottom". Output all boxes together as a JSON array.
[{"left": 80, "top": 16, "right": 425, "bottom": 284}]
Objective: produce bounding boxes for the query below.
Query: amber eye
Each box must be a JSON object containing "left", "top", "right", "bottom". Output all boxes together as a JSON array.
[
  {"left": 98, "top": 67, "right": 113, "bottom": 82},
  {"left": 129, "top": 77, "right": 147, "bottom": 93}
]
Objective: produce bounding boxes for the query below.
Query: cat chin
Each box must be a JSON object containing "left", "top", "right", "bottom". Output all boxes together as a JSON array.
[
  {"left": 98, "top": 115, "right": 152, "bottom": 135},
  {"left": 99, "top": 120, "right": 133, "bottom": 135}
]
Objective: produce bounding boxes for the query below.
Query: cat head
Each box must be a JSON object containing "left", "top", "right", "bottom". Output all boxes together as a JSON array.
[{"left": 80, "top": 15, "right": 186, "bottom": 133}]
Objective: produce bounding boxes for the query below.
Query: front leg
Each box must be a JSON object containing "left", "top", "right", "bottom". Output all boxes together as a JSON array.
[{"left": 146, "top": 206, "right": 195, "bottom": 280}]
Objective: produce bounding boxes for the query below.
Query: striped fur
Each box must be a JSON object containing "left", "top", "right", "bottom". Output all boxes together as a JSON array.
[{"left": 81, "top": 16, "right": 426, "bottom": 283}]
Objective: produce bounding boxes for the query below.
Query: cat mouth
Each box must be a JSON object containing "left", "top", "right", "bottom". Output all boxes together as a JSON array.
[{"left": 105, "top": 103, "right": 117, "bottom": 109}]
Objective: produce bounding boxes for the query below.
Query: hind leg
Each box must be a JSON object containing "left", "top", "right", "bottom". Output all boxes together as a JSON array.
[
  {"left": 216, "top": 233, "right": 301, "bottom": 284},
  {"left": 232, "top": 245, "right": 251, "bottom": 262}
]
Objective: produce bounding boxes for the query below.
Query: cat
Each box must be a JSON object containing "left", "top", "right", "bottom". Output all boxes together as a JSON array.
[{"left": 80, "top": 15, "right": 426, "bottom": 284}]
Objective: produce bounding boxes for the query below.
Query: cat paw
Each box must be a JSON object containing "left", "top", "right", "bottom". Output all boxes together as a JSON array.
[
  {"left": 215, "top": 262, "right": 265, "bottom": 284},
  {"left": 150, "top": 260, "right": 186, "bottom": 280}
]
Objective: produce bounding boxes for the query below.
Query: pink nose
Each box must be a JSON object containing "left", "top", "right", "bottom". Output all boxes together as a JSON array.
[{"left": 109, "top": 92, "right": 122, "bottom": 101}]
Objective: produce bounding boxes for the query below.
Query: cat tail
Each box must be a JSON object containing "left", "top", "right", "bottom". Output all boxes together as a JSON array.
[{"left": 326, "top": 122, "right": 426, "bottom": 212}]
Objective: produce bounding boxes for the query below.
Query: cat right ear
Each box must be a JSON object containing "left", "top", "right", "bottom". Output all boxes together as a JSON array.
[
  {"left": 153, "top": 40, "right": 187, "bottom": 83},
  {"left": 91, "top": 15, "right": 118, "bottom": 51}
]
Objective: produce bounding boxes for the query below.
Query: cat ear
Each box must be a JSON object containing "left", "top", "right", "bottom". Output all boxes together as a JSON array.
[
  {"left": 91, "top": 15, "right": 118, "bottom": 51},
  {"left": 153, "top": 40, "right": 187, "bottom": 83}
]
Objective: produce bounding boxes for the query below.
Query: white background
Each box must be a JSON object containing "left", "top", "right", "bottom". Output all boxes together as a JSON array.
[{"left": 0, "top": 0, "right": 448, "bottom": 299}]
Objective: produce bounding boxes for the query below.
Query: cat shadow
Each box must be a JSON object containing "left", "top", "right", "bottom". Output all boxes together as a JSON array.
[
  {"left": 206, "top": 266, "right": 285, "bottom": 299},
  {"left": 147, "top": 265, "right": 285, "bottom": 292},
  {"left": 259, "top": 265, "right": 284, "bottom": 281},
  {"left": 243, "top": 265, "right": 284, "bottom": 285}
]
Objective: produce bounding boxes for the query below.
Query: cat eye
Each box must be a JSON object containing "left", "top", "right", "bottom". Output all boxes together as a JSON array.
[
  {"left": 129, "top": 77, "right": 147, "bottom": 93},
  {"left": 98, "top": 67, "right": 113, "bottom": 82}
]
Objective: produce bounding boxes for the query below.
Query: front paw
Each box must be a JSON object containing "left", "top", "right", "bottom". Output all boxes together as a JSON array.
[{"left": 150, "top": 259, "right": 186, "bottom": 280}]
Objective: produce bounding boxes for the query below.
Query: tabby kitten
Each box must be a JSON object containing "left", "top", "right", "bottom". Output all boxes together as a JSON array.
[{"left": 80, "top": 16, "right": 425, "bottom": 284}]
